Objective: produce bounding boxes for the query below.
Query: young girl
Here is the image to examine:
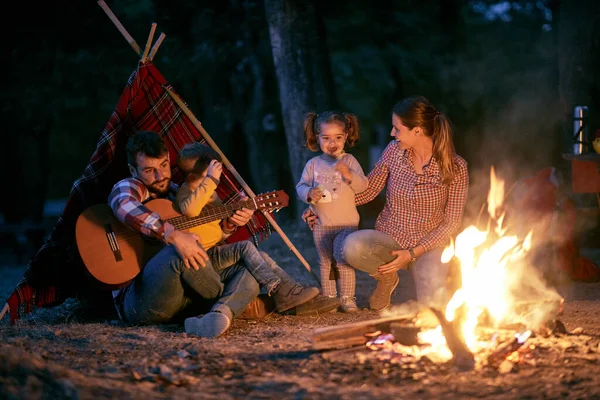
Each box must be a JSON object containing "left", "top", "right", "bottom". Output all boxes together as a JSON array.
[{"left": 296, "top": 111, "right": 369, "bottom": 312}]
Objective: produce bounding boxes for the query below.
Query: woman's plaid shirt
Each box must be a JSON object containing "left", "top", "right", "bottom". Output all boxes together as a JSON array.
[{"left": 356, "top": 141, "right": 469, "bottom": 251}]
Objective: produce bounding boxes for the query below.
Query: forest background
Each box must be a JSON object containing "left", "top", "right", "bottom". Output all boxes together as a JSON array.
[{"left": 3, "top": 0, "right": 599, "bottom": 242}]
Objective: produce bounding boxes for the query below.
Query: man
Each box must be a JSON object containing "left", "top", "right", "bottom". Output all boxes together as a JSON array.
[{"left": 108, "top": 131, "right": 337, "bottom": 338}]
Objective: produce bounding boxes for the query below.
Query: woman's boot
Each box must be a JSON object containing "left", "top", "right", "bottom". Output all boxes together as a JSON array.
[{"left": 369, "top": 272, "right": 399, "bottom": 311}]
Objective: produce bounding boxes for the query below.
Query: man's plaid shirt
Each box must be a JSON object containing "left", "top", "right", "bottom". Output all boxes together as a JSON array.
[
  {"left": 356, "top": 141, "right": 469, "bottom": 251},
  {"left": 108, "top": 177, "right": 178, "bottom": 242}
]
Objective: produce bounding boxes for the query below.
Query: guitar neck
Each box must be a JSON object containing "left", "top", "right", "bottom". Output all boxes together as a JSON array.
[{"left": 166, "top": 199, "right": 255, "bottom": 231}]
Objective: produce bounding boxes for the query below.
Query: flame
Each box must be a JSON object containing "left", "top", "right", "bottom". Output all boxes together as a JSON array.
[
  {"left": 382, "top": 167, "right": 562, "bottom": 361},
  {"left": 487, "top": 167, "right": 504, "bottom": 219}
]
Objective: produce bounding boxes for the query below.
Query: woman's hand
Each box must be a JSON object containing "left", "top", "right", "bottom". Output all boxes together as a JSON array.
[
  {"left": 301, "top": 208, "right": 318, "bottom": 231},
  {"left": 377, "top": 250, "right": 412, "bottom": 274}
]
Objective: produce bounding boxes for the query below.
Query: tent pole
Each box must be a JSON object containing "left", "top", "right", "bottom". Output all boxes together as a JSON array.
[
  {"left": 0, "top": 303, "right": 8, "bottom": 322},
  {"left": 166, "top": 87, "right": 320, "bottom": 286},
  {"left": 97, "top": 1, "right": 141, "bottom": 56},
  {"left": 140, "top": 23, "right": 157, "bottom": 63},
  {"left": 148, "top": 33, "right": 166, "bottom": 61}
]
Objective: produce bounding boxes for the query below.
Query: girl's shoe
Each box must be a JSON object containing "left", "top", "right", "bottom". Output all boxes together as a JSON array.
[{"left": 340, "top": 296, "right": 359, "bottom": 313}]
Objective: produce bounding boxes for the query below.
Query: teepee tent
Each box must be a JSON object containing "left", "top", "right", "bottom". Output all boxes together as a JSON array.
[{"left": 1, "top": 0, "right": 316, "bottom": 324}]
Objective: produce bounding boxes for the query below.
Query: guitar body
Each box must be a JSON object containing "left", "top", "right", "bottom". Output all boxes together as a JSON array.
[
  {"left": 76, "top": 191, "right": 288, "bottom": 289},
  {"left": 76, "top": 199, "right": 184, "bottom": 289}
]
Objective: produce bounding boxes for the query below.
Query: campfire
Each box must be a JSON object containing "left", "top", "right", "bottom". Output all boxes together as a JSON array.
[{"left": 313, "top": 167, "right": 567, "bottom": 372}]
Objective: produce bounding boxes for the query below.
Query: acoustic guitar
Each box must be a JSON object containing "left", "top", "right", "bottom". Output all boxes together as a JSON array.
[{"left": 75, "top": 190, "right": 289, "bottom": 288}]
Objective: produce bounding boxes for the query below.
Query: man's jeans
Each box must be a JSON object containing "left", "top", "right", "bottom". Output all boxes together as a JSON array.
[
  {"left": 342, "top": 229, "right": 449, "bottom": 307},
  {"left": 258, "top": 251, "right": 294, "bottom": 286},
  {"left": 209, "top": 241, "right": 283, "bottom": 294},
  {"left": 122, "top": 245, "right": 259, "bottom": 325}
]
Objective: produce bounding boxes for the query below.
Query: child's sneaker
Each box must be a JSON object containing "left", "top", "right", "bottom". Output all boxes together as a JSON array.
[
  {"left": 340, "top": 296, "right": 359, "bottom": 313},
  {"left": 293, "top": 295, "right": 340, "bottom": 315},
  {"left": 272, "top": 281, "right": 319, "bottom": 312}
]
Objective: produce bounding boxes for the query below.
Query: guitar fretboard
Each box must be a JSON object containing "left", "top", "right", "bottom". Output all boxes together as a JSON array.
[{"left": 166, "top": 199, "right": 255, "bottom": 231}]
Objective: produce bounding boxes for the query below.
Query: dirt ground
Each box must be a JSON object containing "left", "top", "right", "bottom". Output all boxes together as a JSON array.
[{"left": 1, "top": 222, "right": 600, "bottom": 399}]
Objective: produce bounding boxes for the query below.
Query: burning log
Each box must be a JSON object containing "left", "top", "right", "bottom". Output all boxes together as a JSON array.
[
  {"left": 389, "top": 322, "right": 421, "bottom": 346},
  {"left": 486, "top": 330, "right": 531, "bottom": 367},
  {"left": 535, "top": 319, "right": 567, "bottom": 337},
  {"left": 429, "top": 307, "right": 475, "bottom": 371},
  {"left": 311, "top": 315, "right": 415, "bottom": 350}
]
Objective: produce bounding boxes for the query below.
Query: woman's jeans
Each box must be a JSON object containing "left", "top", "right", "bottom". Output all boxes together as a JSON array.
[
  {"left": 122, "top": 245, "right": 260, "bottom": 325},
  {"left": 341, "top": 229, "right": 449, "bottom": 307}
]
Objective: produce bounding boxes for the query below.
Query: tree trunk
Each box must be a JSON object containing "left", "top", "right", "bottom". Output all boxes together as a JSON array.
[
  {"left": 556, "top": 0, "right": 600, "bottom": 151},
  {"left": 228, "top": 2, "right": 284, "bottom": 196},
  {"left": 264, "top": 0, "right": 337, "bottom": 215}
]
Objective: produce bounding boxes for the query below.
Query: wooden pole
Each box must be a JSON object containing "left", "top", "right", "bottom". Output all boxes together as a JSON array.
[
  {"left": 148, "top": 33, "right": 166, "bottom": 61},
  {"left": 140, "top": 22, "right": 157, "bottom": 64},
  {"left": 165, "top": 87, "right": 320, "bottom": 285},
  {"left": 97, "top": 0, "right": 141, "bottom": 56},
  {"left": 0, "top": 303, "right": 9, "bottom": 322}
]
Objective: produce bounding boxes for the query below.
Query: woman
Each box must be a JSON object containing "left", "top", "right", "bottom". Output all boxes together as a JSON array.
[{"left": 304, "top": 96, "right": 469, "bottom": 311}]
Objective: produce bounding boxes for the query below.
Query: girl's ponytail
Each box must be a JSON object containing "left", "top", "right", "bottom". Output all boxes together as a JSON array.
[{"left": 304, "top": 112, "right": 319, "bottom": 151}]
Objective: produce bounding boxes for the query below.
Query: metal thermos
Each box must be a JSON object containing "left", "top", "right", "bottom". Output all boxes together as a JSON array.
[{"left": 573, "top": 105, "right": 589, "bottom": 154}]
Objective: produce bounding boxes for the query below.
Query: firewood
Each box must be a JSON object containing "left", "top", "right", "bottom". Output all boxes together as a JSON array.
[
  {"left": 390, "top": 322, "right": 421, "bottom": 346},
  {"left": 429, "top": 307, "right": 475, "bottom": 371},
  {"left": 486, "top": 331, "right": 531, "bottom": 367},
  {"left": 311, "top": 314, "right": 415, "bottom": 350}
]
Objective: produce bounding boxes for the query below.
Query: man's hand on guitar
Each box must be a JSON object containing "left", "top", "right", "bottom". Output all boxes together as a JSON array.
[{"left": 166, "top": 230, "right": 209, "bottom": 270}]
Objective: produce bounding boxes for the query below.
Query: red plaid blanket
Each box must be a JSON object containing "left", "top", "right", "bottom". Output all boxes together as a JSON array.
[{"left": 5, "top": 62, "right": 271, "bottom": 324}]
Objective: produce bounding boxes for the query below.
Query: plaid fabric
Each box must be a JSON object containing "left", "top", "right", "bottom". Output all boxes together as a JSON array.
[
  {"left": 5, "top": 62, "right": 271, "bottom": 324},
  {"left": 6, "top": 284, "right": 58, "bottom": 325},
  {"left": 356, "top": 141, "right": 469, "bottom": 252},
  {"left": 312, "top": 225, "right": 357, "bottom": 298}
]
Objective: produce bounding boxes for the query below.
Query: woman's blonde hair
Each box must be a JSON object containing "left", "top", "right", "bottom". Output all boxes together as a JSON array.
[{"left": 392, "top": 96, "right": 457, "bottom": 183}]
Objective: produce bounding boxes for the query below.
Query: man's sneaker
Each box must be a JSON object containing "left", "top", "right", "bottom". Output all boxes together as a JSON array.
[
  {"left": 340, "top": 296, "right": 359, "bottom": 313},
  {"left": 272, "top": 281, "right": 319, "bottom": 312},
  {"left": 239, "top": 294, "right": 275, "bottom": 319},
  {"left": 293, "top": 295, "right": 341, "bottom": 315},
  {"left": 369, "top": 272, "right": 399, "bottom": 311},
  {"left": 184, "top": 311, "right": 231, "bottom": 338}
]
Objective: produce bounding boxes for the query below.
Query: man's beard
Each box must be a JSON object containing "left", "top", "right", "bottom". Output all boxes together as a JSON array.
[{"left": 147, "top": 178, "right": 170, "bottom": 195}]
